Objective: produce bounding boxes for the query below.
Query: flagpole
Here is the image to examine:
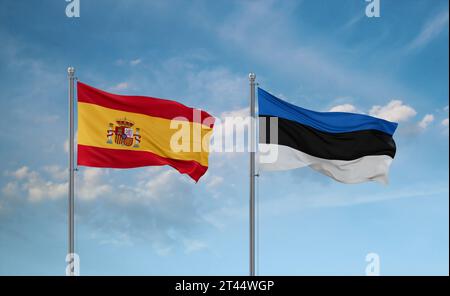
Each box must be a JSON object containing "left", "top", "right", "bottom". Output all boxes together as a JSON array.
[
  {"left": 67, "top": 66, "right": 75, "bottom": 276},
  {"left": 249, "top": 72, "right": 256, "bottom": 276}
]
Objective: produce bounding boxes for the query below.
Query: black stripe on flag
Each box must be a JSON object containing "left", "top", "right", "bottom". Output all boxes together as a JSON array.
[{"left": 259, "top": 115, "right": 396, "bottom": 161}]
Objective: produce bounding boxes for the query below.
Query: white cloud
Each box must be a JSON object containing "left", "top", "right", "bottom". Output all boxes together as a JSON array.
[
  {"left": 214, "top": 0, "right": 408, "bottom": 101},
  {"left": 206, "top": 175, "right": 224, "bottom": 189},
  {"left": 186, "top": 67, "right": 246, "bottom": 109},
  {"left": 100, "top": 168, "right": 194, "bottom": 207},
  {"left": 112, "top": 54, "right": 246, "bottom": 113},
  {"left": 135, "top": 170, "right": 176, "bottom": 200},
  {"left": 183, "top": 239, "right": 208, "bottom": 254},
  {"left": 2, "top": 165, "right": 193, "bottom": 206},
  {"left": 28, "top": 181, "right": 67, "bottom": 202},
  {"left": 408, "top": 10, "right": 449, "bottom": 50},
  {"left": 2, "top": 182, "right": 18, "bottom": 196},
  {"left": 2, "top": 165, "right": 112, "bottom": 202},
  {"left": 43, "top": 165, "right": 67, "bottom": 181},
  {"left": 116, "top": 58, "right": 142, "bottom": 66},
  {"left": 152, "top": 243, "right": 173, "bottom": 257},
  {"left": 262, "top": 184, "right": 449, "bottom": 216},
  {"left": 369, "top": 100, "right": 417, "bottom": 122},
  {"left": 110, "top": 82, "right": 129, "bottom": 92},
  {"left": 77, "top": 168, "right": 111, "bottom": 201},
  {"left": 12, "top": 166, "right": 30, "bottom": 179},
  {"left": 1, "top": 164, "right": 214, "bottom": 255},
  {"left": 328, "top": 101, "right": 442, "bottom": 134},
  {"left": 130, "top": 58, "right": 142, "bottom": 66},
  {"left": 418, "top": 114, "right": 434, "bottom": 129},
  {"left": 5, "top": 166, "right": 68, "bottom": 202},
  {"left": 329, "top": 104, "right": 357, "bottom": 113},
  {"left": 442, "top": 105, "right": 449, "bottom": 129},
  {"left": 205, "top": 181, "right": 449, "bottom": 230},
  {"left": 75, "top": 167, "right": 208, "bottom": 254}
]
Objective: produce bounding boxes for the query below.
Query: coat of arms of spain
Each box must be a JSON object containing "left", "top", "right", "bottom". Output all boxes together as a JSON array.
[{"left": 106, "top": 118, "right": 141, "bottom": 148}]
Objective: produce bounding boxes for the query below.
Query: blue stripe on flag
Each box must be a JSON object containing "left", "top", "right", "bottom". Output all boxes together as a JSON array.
[{"left": 258, "top": 88, "right": 398, "bottom": 135}]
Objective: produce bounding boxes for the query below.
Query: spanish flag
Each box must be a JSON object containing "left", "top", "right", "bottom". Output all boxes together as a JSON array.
[{"left": 77, "top": 82, "right": 215, "bottom": 182}]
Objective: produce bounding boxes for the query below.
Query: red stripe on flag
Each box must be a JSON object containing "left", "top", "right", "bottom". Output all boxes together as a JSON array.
[
  {"left": 77, "top": 82, "right": 214, "bottom": 127},
  {"left": 77, "top": 144, "right": 208, "bottom": 182}
]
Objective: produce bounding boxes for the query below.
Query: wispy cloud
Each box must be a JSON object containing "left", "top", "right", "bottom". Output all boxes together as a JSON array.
[
  {"left": 418, "top": 114, "right": 435, "bottom": 129},
  {"left": 202, "top": 178, "right": 449, "bottom": 230},
  {"left": 329, "top": 100, "right": 417, "bottom": 123},
  {"left": 0, "top": 164, "right": 227, "bottom": 255},
  {"left": 130, "top": 58, "right": 142, "bottom": 66},
  {"left": 107, "top": 53, "right": 247, "bottom": 114},
  {"left": 260, "top": 183, "right": 449, "bottom": 217},
  {"left": 408, "top": 10, "right": 449, "bottom": 50},
  {"left": 109, "top": 82, "right": 130, "bottom": 92},
  {"left": 330, "top": 100, "right": 442, "bottom": 133},
  {"left": 329, "top": 104, "right": 358, "bottom": 113},
  {"left": 205, "top": 175, "right": 224, "bottom": 189},
  {"left": 42, "top": 165, "right": 67, "bottom": 181},
  {"left": 369, "top": 100, "right": 417, "bottom": 122},
  {"left": 183, "top": 239, "right": 208, "bottom": 254},
  {"left": 115, "top": 58, "right": 143, "bottom": 66},
  {"left": 215, "top": 0, "right": 411, "bottom": 102},
  {"left": 3, "top": 166, "right": 67, "bottom": 202},
  {"left": 76, "top": 168, "right": 112, "bottom": 201},
  {"left": 341, "top": 13, "right": 364, "bottom": 31}
]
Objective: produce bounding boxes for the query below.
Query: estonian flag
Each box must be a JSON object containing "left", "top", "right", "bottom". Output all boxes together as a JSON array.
[{"left": 258, "top": 88, "right": 397, "bottom": 184}]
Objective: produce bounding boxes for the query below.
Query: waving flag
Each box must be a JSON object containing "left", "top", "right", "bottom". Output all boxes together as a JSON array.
[
  {"left": 258, "top": 88, "right": 397, "bottom": 184},
  {"left": 77, "top": 82, "right": 214, "bottom": 182}
]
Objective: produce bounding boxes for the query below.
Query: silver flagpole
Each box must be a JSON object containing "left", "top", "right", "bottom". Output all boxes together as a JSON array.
[
  {"left": 67, "top": 67, "right": 75, "bottom": 276},
  {"left": 249, "top": 73, "right": 256, "bottom": 276}
]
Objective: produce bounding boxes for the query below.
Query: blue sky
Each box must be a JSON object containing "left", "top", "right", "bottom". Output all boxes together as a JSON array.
[{"left": 0, "top": 0, "right": 448, "bottom": 275}]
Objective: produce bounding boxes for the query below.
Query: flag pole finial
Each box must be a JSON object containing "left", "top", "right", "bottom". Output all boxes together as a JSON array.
[{"left": 68, "top": 66, "right": 75, "bottom": 76}]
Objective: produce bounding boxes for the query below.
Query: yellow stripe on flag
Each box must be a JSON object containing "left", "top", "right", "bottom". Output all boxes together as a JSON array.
[{"left": 78, "top": 102, "right": 213, "bottom": 166}]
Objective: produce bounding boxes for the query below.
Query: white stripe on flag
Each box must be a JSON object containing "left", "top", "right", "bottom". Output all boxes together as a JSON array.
[{"left": 258, "top": 144, "right": 393, "bottom": 184}]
